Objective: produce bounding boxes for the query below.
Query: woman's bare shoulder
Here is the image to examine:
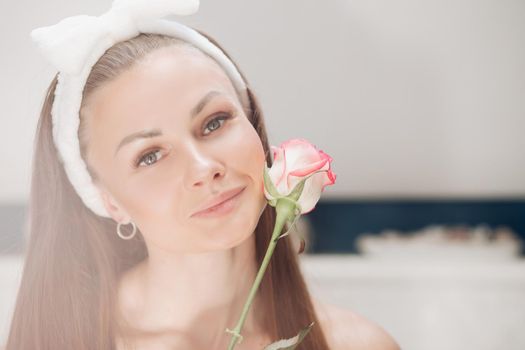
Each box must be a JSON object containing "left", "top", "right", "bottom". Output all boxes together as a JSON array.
[{"left": 312, "top": 297, "right": 401, "bottom": 350}]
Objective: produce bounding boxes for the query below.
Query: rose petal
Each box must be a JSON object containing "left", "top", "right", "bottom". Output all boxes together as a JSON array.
[
  {"left": 280, "top": 139, "right": 322, "bottom": 174},
  {"left": 294, "top": 162, "right": 335, "bottom": 214},
  {"left": 287, "top": 157, "right": 329, "bottom": 191},
  {"left": 268, "top": 146, "right": 287, "bottom": 191}
]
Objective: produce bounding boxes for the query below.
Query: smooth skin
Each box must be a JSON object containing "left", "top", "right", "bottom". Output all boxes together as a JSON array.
[{"left": 82, "top": 45, "right": 400, "bottom": 350}]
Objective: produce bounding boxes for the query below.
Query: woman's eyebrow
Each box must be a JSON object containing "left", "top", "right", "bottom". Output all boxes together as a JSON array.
[
  {"left": 114, "top": 90, "right": 225, "bottom": 156},
  {"left": 190, "top": 90, "right": 223, "bottom": 118}
]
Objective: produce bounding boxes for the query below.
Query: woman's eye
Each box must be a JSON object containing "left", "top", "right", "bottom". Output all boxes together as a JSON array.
[
  {"left": 133, "top": 113, "right": 233, "bottom": 169},
  {"left": 135, "top": 149, "right": 163, "bottom": 168},
  {"left": 203, "top": 114, "right": 231, "bottom": 136}
]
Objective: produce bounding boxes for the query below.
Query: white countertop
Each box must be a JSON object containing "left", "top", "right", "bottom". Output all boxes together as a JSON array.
[{"left": 2, "top": 253, "right": 525, "bottom": 350}]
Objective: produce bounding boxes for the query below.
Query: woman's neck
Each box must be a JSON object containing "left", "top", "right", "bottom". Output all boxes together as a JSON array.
[{"left": 116, "top": 233, "right": 267, "bottom": 347}]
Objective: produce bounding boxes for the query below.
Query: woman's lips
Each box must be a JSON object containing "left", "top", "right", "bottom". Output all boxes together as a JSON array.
[{"left": 191, "top": 187, "right": 246, "bottom": 218}]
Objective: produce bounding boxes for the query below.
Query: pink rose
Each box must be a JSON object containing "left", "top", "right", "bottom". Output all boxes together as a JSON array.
[
  {"left": 229, "top": 139, "right": 335, "bottom": 348},
  {"left": 264, "top": 138, "right": 336, "bottom": 214}
]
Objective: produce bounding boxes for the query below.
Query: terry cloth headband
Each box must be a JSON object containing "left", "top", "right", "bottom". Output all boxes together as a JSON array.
[{"left": 30, "top": 0, "right": 250, "bottom": 218}]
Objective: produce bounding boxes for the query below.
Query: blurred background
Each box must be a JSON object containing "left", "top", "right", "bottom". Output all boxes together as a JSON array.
[{"left": 1, "top": 0, "right": 524, "bottom": 349}]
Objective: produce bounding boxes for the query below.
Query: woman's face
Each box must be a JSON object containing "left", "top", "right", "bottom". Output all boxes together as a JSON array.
[{"left": 82, "top": 45, "right": 267, "bottom": 253}]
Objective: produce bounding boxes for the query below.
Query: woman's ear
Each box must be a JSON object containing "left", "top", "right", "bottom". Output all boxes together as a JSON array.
[{"left": 96, "top": 185, "right": 131, "bottom": 223}]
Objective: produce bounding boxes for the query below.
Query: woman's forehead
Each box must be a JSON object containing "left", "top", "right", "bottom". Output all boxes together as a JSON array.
[
  {"left": 85, "top": 45, "right": 239, "bottom": 121},
  {"left": 121, "top": 46, "right": 236, "bottom": 100}
]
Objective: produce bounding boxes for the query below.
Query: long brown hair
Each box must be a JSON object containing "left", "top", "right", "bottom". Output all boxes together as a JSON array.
[{"left": 6, "top": 30, "right": 330, "bottom": 349}]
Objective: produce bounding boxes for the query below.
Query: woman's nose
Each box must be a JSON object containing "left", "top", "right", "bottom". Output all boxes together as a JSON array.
[{"left": 183, "top": 144, "right": 225, "bottom": 189}]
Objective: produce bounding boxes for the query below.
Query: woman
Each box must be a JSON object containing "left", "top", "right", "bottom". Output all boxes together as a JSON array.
[{"left": 6, "top": 2, "right": 400, "bottom": 349}]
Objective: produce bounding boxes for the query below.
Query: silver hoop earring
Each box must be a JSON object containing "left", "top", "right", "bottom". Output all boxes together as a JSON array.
[{"left": 117, "top": 221, "right": 137, "bottom": 240}]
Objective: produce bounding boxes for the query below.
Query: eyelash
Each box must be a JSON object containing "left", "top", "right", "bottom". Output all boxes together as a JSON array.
[{"left": 133, "top": 113, "right": 233, "bottom": 168}]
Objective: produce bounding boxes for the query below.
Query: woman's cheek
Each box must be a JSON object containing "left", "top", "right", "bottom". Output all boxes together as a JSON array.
[
  {"left": 232, "top": 123, "right": 265, "bottom": 175},
  {"left": 248, "top": 142, "right": 266, "bottom": 198},
  {"left": 125, "top": 171, "right": 174, "bottom": 218}
]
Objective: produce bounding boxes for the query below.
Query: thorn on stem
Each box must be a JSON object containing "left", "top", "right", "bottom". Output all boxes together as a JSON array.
[
  {"left": 279, "top": 231, "right": 290, "bottom": 239},
  {"left": 225, "top": 328, "right": 244, "bottom": 344}
]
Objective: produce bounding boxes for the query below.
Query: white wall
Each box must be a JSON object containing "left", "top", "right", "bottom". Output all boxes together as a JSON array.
[{"left": 1, "top": 0, "right": 524, "bottom": 203}]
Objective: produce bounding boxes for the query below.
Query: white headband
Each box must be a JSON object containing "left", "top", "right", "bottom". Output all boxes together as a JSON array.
[{"left": 30, "top": 0, "right": 250, "bottom": 218}]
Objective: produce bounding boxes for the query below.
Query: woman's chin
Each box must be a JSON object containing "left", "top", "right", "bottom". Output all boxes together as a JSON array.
[{"left": 200, "top": 230, "right": 255, "bottom": 252}]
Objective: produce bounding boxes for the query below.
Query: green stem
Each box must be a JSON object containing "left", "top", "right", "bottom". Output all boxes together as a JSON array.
[{"left": 226, "top": 200, "right": 295, "bottom": 350}]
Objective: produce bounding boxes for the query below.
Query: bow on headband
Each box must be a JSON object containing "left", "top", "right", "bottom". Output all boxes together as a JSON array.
[{"left": 30, "top": 0, "right": 199, "bottom": 76}]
